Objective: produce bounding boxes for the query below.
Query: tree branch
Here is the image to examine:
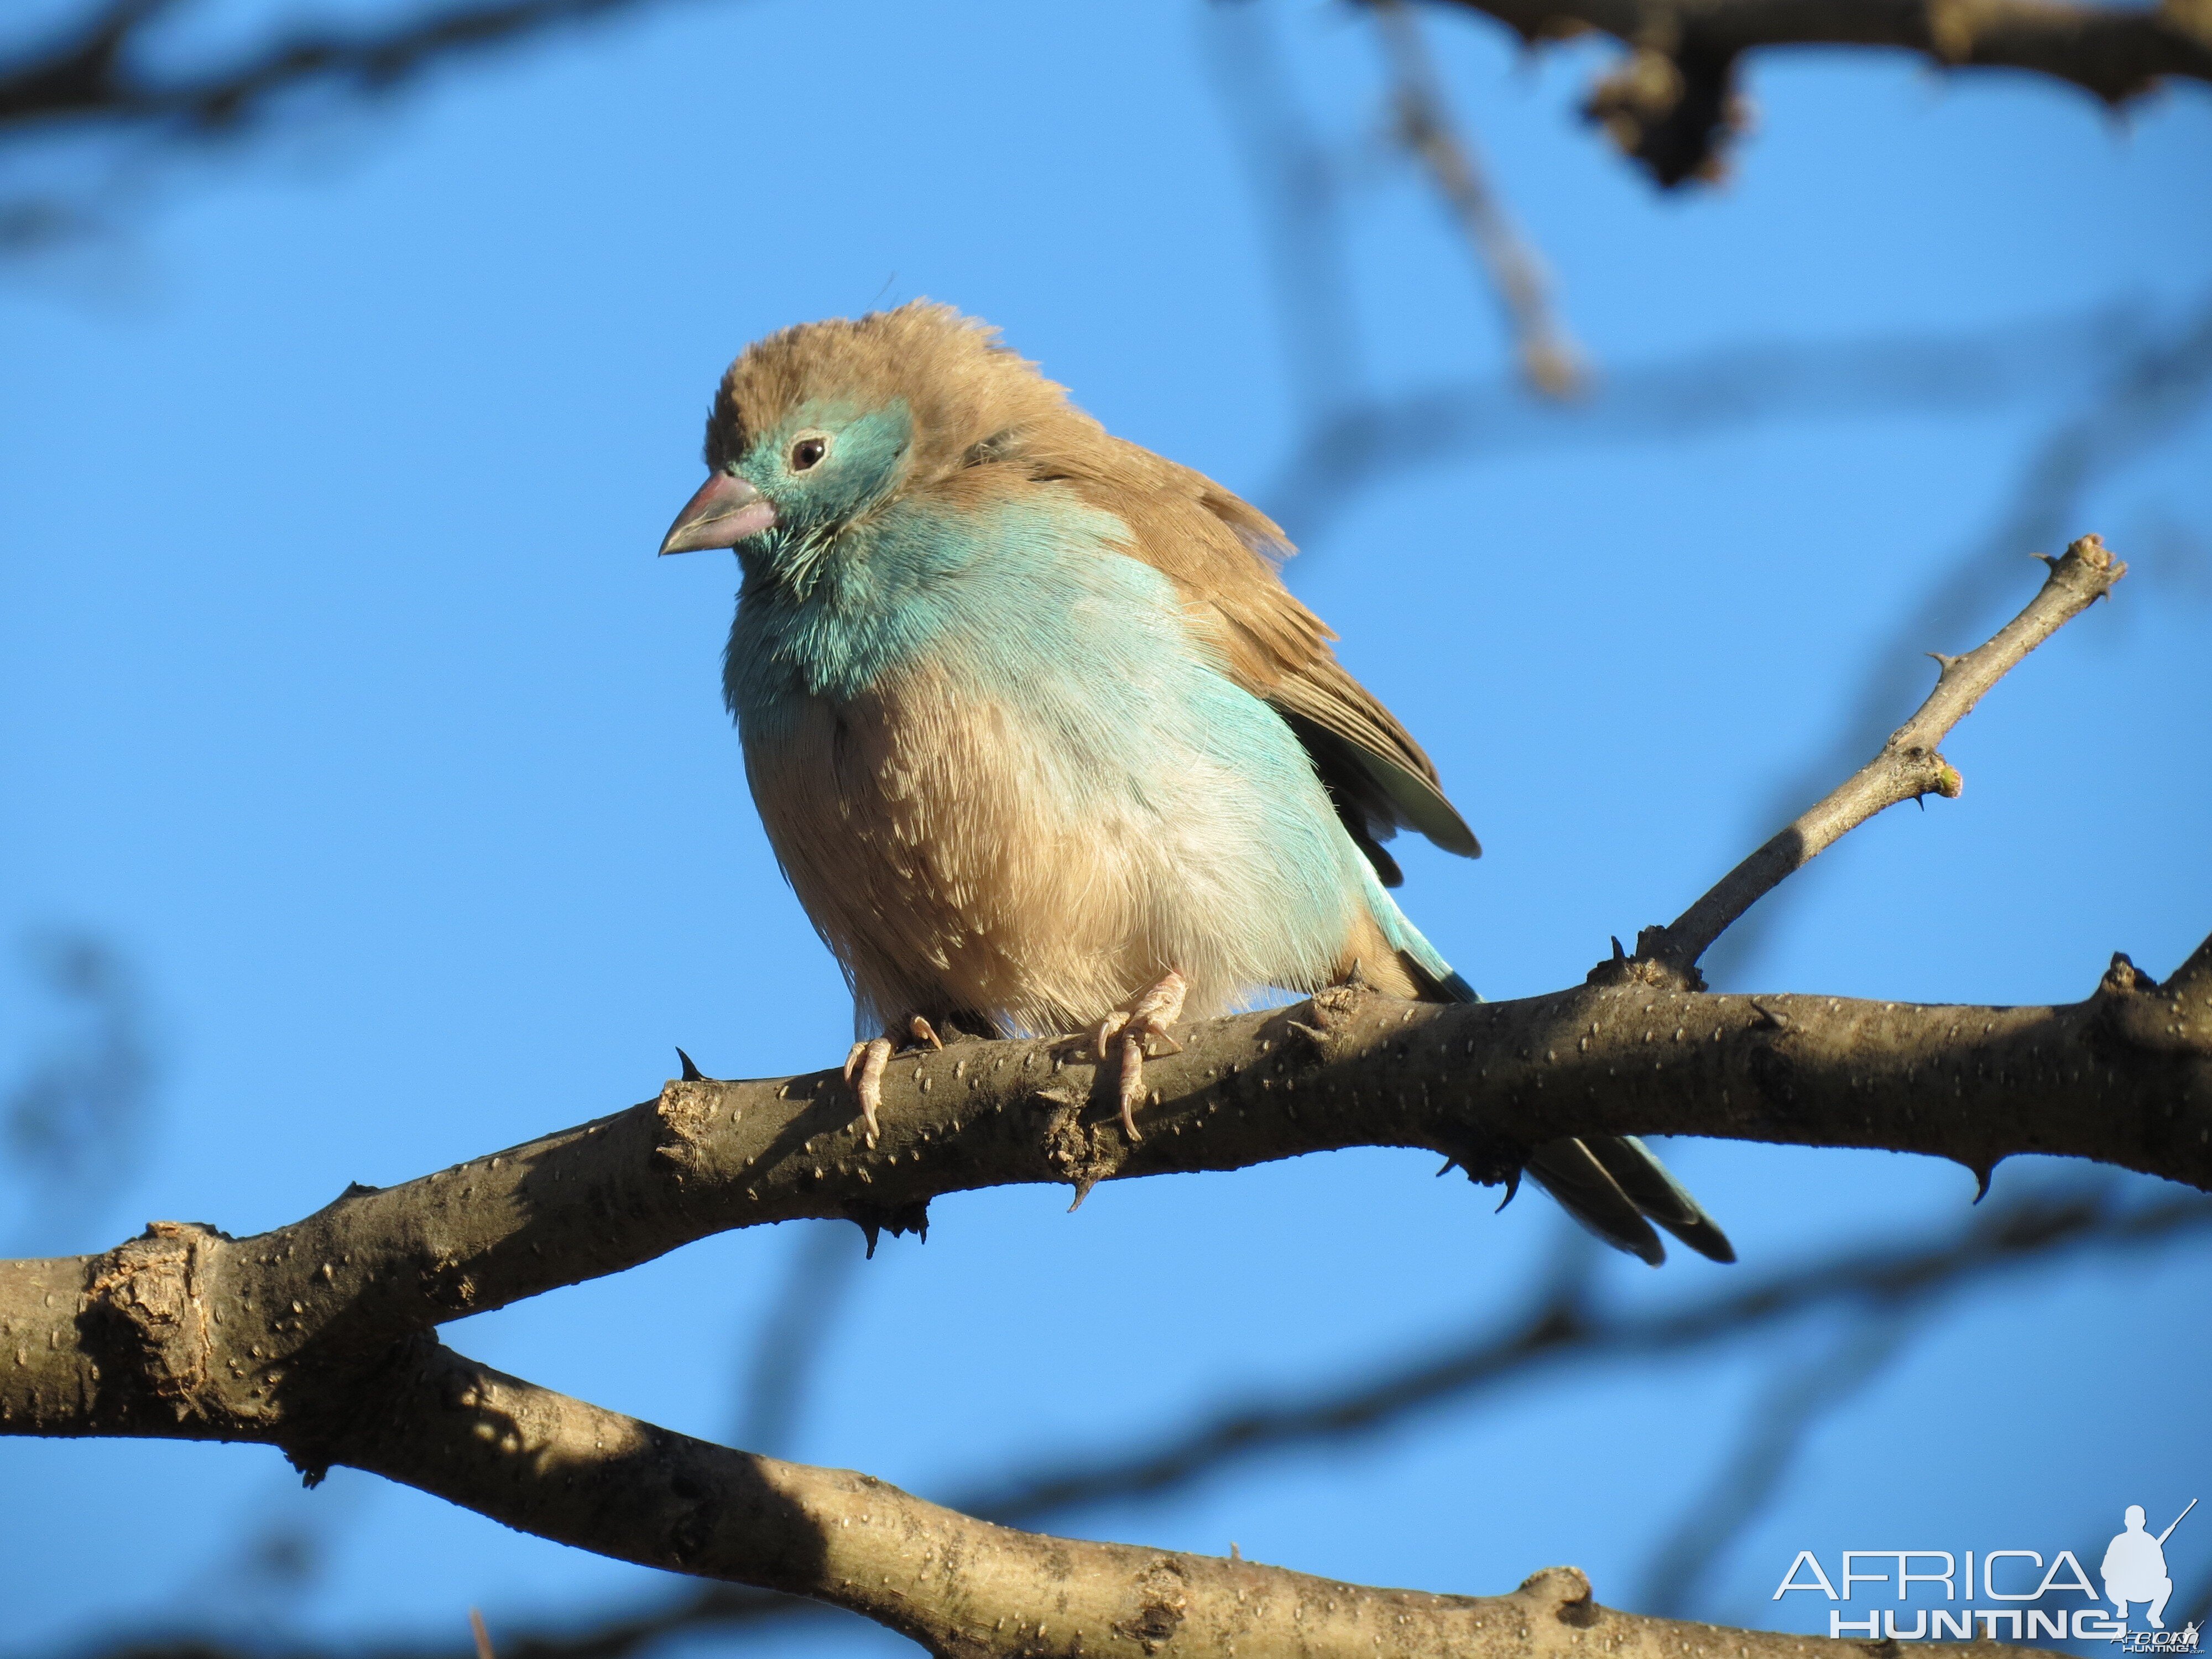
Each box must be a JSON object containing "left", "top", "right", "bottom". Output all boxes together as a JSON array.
[
  {"left": 1613, "top": 532, "right": 2125, "bottom": 986},
  {"left": 0, "top": 0, "right": 693, "bottom": 137},
  {"left": 1, "top": 1249, "right": 2062, "bottom": 1659},
  {"left": 1417, "top": 0, "right": 2212, "bottom": 186},
  {"left": 42, "top": 1177, "right": 2208, "bottom": 1659},
  {"left": 1372, "top": 0, "right": 1588, "bottom": 396},
  {"left": 1702, "top": 290, "right": 2212, "bottom": 987},
  {"left": 4, "top": 918, "right": 2209, "bottom": 1453}
]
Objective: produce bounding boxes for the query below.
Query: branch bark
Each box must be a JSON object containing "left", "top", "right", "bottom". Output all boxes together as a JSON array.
[
  {"left": 8, "top": 927, "right": 2210, "bottom": 1437},
  {"left": 1420, "top": 0, "right": 2212, "bottom": 185},
  {"left": 80, "top": 1178, "right": 2200, "bottom": 1659},
  {"left": 8, "top": 915, "right": 2210, "bottom": 1426},
  {"left": 3, "top": 1244, "right": 2063, "bottom": 1659}
]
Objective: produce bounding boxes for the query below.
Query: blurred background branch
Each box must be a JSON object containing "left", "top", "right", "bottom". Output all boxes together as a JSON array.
[
  {"left": 0, "top": 0, "right": 679, "bottom": 137},
  {"left": 1255, "top": 302, "right": 2159, "bottom": 544},
  {"left": 736, "top": 1219, "right": 866, "bottom": 1456},
  {"left": 2, "top": 930, "right": 155, "bottom": 1253},
  {"left": 1423, "top": 0, "right": 2212, "bottom": 185},
  {"left": 0, "top": 0, "right": 700, "bottom": 247},
  {"left": 8, "top": 0, "right": 2203, "bottom": 204},
  {"left": 1371, "top": 0, "right": 1585, "bottom": 396}
]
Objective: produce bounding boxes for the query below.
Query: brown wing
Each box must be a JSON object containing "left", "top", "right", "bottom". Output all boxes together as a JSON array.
[{"left": 1041, "top": 434, "right": 1480, "bottom": 882}]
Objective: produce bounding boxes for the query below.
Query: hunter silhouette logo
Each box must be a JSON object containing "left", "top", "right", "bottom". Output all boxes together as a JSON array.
[
  {"left": 2105, "top": 1502, "right": 2197, "bottom": 1652},
  {"left": 1773, "top": 1499, "right": 2200, "bottom": 1646}
]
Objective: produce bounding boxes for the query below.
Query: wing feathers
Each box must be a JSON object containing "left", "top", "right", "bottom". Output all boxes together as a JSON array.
[
  {"left": 1052, "top": 436, "right": 1479, "bottom": 867},
  {"left": 934, "top": 416, "right": 1478, "bottom": 871}
]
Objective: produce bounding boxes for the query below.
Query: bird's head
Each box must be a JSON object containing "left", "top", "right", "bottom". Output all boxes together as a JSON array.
[{"left": 659, "top": 301, "right": 1080, "bottom": 576}]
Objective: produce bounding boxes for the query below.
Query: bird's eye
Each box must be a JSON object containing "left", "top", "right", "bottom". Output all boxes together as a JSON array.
[{"left": 791, "top": 436, "right": 828, "bottom": 472}]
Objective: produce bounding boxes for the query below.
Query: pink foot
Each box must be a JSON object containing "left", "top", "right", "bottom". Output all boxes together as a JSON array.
[
  {"left": 842, "top": 1016, "right": 947, "bottom": 1144},
  {"left": 1094, "top": 971, "right": 1187, "bottom": 1142},
  {"left": 843, "top": 1038, "right": 891, "bottom": 1144}
]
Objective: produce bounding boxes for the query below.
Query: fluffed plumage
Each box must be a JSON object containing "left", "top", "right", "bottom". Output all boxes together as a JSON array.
[{"left": 662, "top": 301, "right": 1731, "bottom": 1266}]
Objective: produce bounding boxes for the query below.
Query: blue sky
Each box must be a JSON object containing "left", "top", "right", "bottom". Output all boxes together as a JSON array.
[{"left": 2, "top": 1, "right": 2209, "bottom": 1653}]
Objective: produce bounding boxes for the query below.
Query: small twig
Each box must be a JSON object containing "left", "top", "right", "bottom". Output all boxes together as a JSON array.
[
  {"left": 467, "top": 1609, "right": 495, "bottom": 1659},
  {"left": 1630, "top": 533, "right": 2126, "bottom": 980},
  {"left": 1370, "top": 0, "right": 1586, "bottom": 397},
  {"left": 1700, "top": 293, "right": 2212, "bottom": 986}
]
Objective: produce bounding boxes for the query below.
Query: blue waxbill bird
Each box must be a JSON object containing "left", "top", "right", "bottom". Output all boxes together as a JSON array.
[{"left": 661, "top": 302, "right": 1732, "bottom": 1266}]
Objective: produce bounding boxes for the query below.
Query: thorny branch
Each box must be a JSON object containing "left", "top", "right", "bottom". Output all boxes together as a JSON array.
[
  {"left": 1418, "top": 0, "right": 2212, "bottom": 186},
  {"left": 1605, "top": 533, "right": 2125, "bottom": 989},
  {"left": 1704, "top": 290, "right": 2212, "bottom": 985},
  {"left": 70, "top": 1178, "right": 2208, "bottom": 1659},
  {"left": 3, "top": 940, "right": 2203, "bottom": 1651},
  {"left": 7, "top": 1149, "right": 2158, "bottom": 1659}
]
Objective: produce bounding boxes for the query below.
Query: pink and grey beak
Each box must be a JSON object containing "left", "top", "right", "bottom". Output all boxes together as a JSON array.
[{"left": 659, "top": 472, "right": 777, "bottom": 555}]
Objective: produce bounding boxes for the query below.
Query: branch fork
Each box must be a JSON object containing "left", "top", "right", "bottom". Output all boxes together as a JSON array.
[{"left": 1603, "top": 534, "right": 2124, "bottom": 991}]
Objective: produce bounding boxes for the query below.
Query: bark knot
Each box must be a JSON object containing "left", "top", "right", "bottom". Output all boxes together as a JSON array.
[
  {"left": 81, "top": 1220, "right": 222, "bottom": 1421},
  {"left": 1034, "top": 1083, "right": 1123, "bottom": 1203},
  {"left": 654, "top": 1079, "right": 721, "bottom": 1171},
  {"left": 2091, "top": 951, "right": 2210, "bottom": 1056},
  {"left": 1587, "top": 931, "right": 1704, "bottom": 992},
  {"left": 1516, "top": 1564, "right": 1600, "bottom": 1626},
  {"left": 1112, "top": 1558, "right": 1189, "bottom": 1655}
]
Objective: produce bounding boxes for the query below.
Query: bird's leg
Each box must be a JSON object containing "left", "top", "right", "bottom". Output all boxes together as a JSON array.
[
  {"left": 1093, "top": 970, "right": 1187, "bottom": 1142},
  {"left": 842, "top": 1015, "right": 948, "bottom": 1145}
]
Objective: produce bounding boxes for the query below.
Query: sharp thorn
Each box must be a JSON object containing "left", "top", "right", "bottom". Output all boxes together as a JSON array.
[{"left": 675, "top": 1046, "right": 705, "bottom": 1082}]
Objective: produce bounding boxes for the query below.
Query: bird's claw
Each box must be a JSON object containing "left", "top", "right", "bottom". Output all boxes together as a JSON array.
[
  {"left": 843, "top": 1037, "right": 892, "bottom": 1145},
  {"left": 1094, "top": 971, "right": 1187, "bottom": 1142},
  {"left": 842, "top": 1018, "right": 946, "bottom": 1146}
]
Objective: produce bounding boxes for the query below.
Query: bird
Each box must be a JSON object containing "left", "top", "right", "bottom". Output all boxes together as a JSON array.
[{"left": 659, "top": 301, "right": 1733, "bottom": 1267}]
